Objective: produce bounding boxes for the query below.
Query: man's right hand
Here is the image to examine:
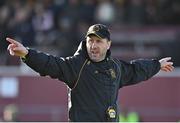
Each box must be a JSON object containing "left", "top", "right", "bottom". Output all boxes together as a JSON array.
[{"left": 7, "top": 37, "right": 28, "bottom": 58}]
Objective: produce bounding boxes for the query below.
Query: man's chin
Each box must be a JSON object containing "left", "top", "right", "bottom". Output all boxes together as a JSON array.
[
  {"left": 90, "top": 56, "right": 102, "bottom": 62},
  {"left": 89, "top": 56, "right": 97, "bottom": 62}
]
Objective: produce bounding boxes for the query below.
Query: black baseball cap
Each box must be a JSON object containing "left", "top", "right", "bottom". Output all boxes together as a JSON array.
[{"left": 86, "top": 24, "right": 110, "bottom": 41}]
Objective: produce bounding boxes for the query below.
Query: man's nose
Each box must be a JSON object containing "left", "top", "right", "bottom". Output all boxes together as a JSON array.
[{"left": 91, "top": 42, "right": 97, "bottom": 48}]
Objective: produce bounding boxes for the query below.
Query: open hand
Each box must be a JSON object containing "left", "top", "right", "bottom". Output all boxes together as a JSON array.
[{"left": 159, "top": 57, "right": 174, "bottom": 72}]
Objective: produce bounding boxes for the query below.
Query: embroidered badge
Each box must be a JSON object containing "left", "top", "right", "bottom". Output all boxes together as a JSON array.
[
  {"left": 109, "top": 69, "right": 116, "bottom": 79},
  {"left": 107, "top": 106, "right": 116, "bottom": 119},
  {"left": 89, "top": 25, "right": 100, "bottom": 32}
]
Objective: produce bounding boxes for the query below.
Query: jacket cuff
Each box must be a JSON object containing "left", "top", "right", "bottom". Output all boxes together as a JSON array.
[
  {"left": 21, "top": 47, "right": 30, "bottom": 62},
  {"left": 154, "top": 59, "right": 161, "bottom": 72}
]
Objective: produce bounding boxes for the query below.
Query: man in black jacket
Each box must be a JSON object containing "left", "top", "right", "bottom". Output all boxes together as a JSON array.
[{"left": 7, "top": 24, "right": 174, "bottom": 122}]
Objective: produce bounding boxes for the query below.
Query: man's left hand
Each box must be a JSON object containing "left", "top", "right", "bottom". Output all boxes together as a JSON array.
[{"left": 159, "top": 57, "right": 174, "bottom": 72}]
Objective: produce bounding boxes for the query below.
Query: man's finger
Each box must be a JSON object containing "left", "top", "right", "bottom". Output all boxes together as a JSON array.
[
  {"left": 164, "top": 62, "right": 173, "bottom": 66},
  {"left": 9, "top": 49, "right": 15, "bottom": 56},
  {"left": 7, "top": 44, "right": 13, "bottom": 51},
  {"left": 162, "top": 65, "right": 174, "bottom": 72},
  {"left": 167, "top": 64, "right": 174, "bottom": 70},
  {"left": 170, "top": 65, "right": 174, "bottom": 69},
  {"left": 161, "top": 67, "right": 168, "bottom": 72},
  {"left": 167, "top": 62, "right": 173, "bottom": 65},
  {"left": 13, "top": 47, "right": 24, "bottom": 51},
  {"left": 7, "top": 44, "right": 16, "bottom": 51},
  {"left": 163, "top": 57, "right": 171, "bottom": 61},
  {"left": 6, "top": 37, "right": 20, "bottom": 45},
  {"left": 165, "top": 65, "right": 173, "bottom": 72}
]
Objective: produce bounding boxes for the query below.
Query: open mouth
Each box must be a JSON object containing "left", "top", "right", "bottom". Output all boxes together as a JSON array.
[{"left": 91, "top": 50, "right": 99, "bottom": 55}]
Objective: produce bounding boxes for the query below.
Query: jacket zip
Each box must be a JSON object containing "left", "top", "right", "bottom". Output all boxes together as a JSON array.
[{"left": 71, "top": 59, "right": 88, "bottom": 90}]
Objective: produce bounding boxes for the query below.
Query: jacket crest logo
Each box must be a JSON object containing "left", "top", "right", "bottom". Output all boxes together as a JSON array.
[{"left": 109, "top": 69, "right": 116, "bottom": 79}]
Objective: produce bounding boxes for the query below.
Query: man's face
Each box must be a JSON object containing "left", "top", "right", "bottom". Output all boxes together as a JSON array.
[{"left": 86, "top": 35, "right": 111, "bottom": 62}]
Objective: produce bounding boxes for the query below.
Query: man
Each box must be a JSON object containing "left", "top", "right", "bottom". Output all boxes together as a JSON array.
[{"left": 7, "top": 24, "right": 174, "bottom": 122}]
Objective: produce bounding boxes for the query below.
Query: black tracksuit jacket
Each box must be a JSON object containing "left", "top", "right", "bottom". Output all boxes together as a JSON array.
[{"left": 23, "top": 41, "right": 160, "bottom": 122}]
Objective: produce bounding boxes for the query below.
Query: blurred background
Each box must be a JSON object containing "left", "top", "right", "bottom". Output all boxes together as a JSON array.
[{"left": 0, "top": 0, "right": 180, "bottom": 121}]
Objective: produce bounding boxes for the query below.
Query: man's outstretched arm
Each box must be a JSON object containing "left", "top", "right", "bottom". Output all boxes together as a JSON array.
[
  {"left": 6, "top": 37, "right": 77, "bottom": 88},
  {"left": 119, "top": 57, "right": 174, "bottom": 87}
]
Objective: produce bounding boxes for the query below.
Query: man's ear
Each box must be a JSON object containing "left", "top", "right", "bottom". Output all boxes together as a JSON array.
[{"left": 107, "top": 40, "right": 111, "bottom": 50}]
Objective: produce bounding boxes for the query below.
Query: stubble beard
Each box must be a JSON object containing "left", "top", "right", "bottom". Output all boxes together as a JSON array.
[{"left": 89, "top": 52, "right": 106, "bottom": 62}]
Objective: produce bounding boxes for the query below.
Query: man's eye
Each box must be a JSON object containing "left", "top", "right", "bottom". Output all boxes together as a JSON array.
[
  {"left": 88, "top": 40, "right": 93, "bottom": 43},
  {"left": 96, "top": 40, "right": 101, "bottom": 43}
]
